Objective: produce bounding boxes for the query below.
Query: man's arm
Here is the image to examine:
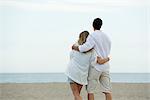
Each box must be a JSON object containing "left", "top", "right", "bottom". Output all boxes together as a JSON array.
[
  {"left": 72, "top": 35, "right": 95, "bottom": 52},
  {"left": 97, "top": 56, "right": 110, "bottom": 64}
]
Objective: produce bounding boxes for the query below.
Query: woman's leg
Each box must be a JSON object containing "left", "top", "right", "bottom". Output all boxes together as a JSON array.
[
  {"left": 77, "top": 84, "right": 83, "bottom": 94},
  {"left": 70, "top": 83, "right": 82, "bottom": 100}
]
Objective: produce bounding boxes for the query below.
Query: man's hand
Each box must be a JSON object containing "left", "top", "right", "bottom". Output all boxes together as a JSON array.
[
  {"left": 97, "top": 56, "right": 110, "bottom": 64},
  {"left": 72, "top": 45, "right": 80, "bottom": 51}
]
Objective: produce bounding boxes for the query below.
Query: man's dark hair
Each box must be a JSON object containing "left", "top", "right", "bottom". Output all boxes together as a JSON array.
[{"left": 93, "top": 18, "right": 103, "bottom": 30}]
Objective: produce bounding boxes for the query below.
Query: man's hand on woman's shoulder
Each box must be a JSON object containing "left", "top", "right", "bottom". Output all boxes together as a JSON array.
[{"left": 72, "top": 44, "right": 80, "bottom": 51}]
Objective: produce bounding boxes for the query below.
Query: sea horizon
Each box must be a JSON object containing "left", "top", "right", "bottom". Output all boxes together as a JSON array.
[{"left": 0, "top": 73, "right": 150, "bottom": 83}]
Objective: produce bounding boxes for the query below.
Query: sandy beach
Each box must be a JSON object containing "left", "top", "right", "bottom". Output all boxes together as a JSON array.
[{"left": 0, "top": 83, "right": 150, "bottom": 100}]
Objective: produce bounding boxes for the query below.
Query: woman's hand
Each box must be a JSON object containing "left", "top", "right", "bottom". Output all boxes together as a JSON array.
[{"left": 97, "top": 56, "right": 110, "bottom": 64}]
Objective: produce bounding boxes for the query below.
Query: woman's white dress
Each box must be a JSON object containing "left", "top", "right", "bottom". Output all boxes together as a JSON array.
[{"left": 65, "top": 48, "right": 97, "bottom": 85}]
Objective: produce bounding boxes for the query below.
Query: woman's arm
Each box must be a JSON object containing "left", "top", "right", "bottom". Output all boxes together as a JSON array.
[
  {"left": 97, "top": 56, "right": 110, "bottom": 64},
  {"left": 70, "top": 51, "right": 74, "bottom": 60}
]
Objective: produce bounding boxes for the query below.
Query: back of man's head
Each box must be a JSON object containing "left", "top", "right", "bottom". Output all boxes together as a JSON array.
[{"left": 93, "top": 18, "right": 103, "bottom": 30}]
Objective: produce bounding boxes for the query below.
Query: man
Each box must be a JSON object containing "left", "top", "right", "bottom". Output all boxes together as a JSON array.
[{"left": 72, "top": 18, "right": 112, "bottom": 100}]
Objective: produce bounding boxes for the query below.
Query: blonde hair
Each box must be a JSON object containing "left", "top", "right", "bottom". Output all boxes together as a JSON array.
[{"left": 78, "top": 31, "right": 89, "bottom": 45}]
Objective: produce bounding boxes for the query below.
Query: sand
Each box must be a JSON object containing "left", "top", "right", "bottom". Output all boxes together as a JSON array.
[{"left": 0, "top": 83, "right": 150, "bottom": 100}]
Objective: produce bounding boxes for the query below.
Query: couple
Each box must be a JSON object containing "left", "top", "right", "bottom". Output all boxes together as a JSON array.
[{"left": 65, "top": 18, "right": 112, "bottom": 100}]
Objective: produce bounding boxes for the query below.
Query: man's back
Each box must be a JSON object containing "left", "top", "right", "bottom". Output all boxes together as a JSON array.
[
  {"left": 90, "top": 30, "right": 111, "bottom": 71},
  {"left": 79, "top": 30, "right": 111, "bottom": 71},
  {"left": 91, "top": 30, "right": 111, "bottom": 58}
]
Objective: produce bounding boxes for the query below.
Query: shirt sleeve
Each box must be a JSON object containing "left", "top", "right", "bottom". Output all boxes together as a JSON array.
[
  {"left": 90, "top": 51, "right": 97, "bottom": 66},
  {"left": 79, "top": 35, "right": 95, "bottom": 52}
]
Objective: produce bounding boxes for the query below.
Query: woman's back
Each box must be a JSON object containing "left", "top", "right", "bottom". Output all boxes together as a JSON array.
[
  {"left": 65, "top": 49, "right": 96, "bottom": 85},
  {"left": 70, "top": 50, "right": 92, "bottom": 68}
]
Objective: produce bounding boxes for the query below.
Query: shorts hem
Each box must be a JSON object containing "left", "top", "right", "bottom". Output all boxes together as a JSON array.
[
  {"left": 87, "top": 91, "right": 95, "bottom": 94},
  {"left": 102, "top": 90, "right": 112, "bottom": 94},
  {"left": 87, "top": 89, "right": 112, "bottom": 94}
]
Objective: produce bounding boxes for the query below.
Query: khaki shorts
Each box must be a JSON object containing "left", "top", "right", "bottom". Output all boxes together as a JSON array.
[{"left": 86, "top": 66, "right": 112, "bottom": 93}]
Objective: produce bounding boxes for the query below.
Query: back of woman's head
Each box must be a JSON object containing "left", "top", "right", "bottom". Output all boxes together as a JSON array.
[{"left": 78, "top": 31, "right": 89, "bottom": 45}]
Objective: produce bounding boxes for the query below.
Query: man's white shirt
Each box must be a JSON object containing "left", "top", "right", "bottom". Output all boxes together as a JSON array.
[{"left": 79, "top": 30, "right": 111, "bottom": 71}]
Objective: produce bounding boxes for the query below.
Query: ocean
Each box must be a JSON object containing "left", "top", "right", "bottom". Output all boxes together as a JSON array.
[{"left": 0, "top": 73, "right": 149, "bottom": 83}]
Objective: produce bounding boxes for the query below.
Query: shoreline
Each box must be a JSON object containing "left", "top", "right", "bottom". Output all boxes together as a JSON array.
[
  {"left": 0, "top": 82, "right": 150, "bottom": 84},
  {"left": 1, "top": 73, "right": 149, "bottom": 83}
]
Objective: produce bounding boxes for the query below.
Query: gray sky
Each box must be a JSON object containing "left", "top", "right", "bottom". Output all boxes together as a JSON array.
[{"left": 0, "top": 0, "right": 149, "bottom": 73}]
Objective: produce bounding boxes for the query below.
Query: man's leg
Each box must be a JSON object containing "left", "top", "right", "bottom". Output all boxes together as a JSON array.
[
  {"left": 103, "top": 92, "right": 112, "bottom": 100},
  {"left": 100, "top": 72, "right": 112, "bottom": 100},
  {"left": 88, "top": 93, "right": 94, "bottom": 100},
  {"left": 87, "top": 67, "right": 102, "bottom": 100}
]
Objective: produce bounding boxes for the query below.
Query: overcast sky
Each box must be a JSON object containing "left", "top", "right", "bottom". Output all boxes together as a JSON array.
[{"left": 0, "top": 0, "right": 149, "bottom": 73}]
